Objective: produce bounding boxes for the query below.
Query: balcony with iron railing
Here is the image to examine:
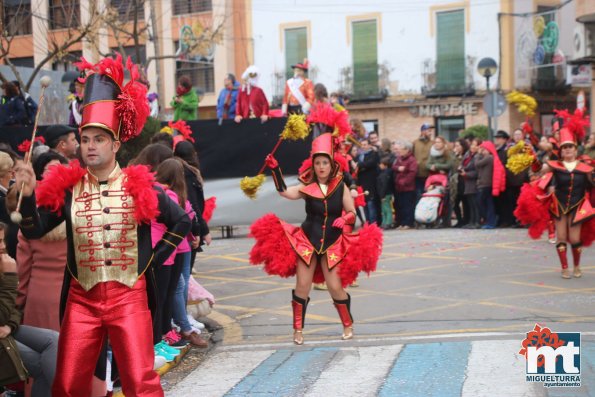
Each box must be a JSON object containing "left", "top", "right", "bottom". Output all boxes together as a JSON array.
[
  {"left": 421, "top": 57, "right": 475, "bottom": 97},
  {"left": 530, "top": 61, "right": 569, "bottom": 93}
]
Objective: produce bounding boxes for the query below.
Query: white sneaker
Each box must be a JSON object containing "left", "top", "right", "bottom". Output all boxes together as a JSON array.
[
  {"left": 170, "top": 320, "right": 181, "bottom": 333},
  {"left": 187, "top": 314, "right": 205, "bottom": 330},
  {"left": 154, "top": 355, "right": 167, "bottom": 370}
]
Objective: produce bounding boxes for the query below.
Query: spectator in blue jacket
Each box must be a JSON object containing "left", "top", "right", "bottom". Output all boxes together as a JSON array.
[
  {"left": 0, "top": 82, "right": 27, "bottom": 127},
  {"left": 216, "top": 74, "right": 240, "bottom": 123}
]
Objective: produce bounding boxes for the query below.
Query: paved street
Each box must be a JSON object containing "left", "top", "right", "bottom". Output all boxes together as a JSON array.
[{"left": 166, "top": 227, "right": 595, "bottom": 396}]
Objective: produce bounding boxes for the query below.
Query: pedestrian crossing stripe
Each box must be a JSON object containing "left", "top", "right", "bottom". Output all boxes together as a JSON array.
[{"left": 167, "top": 340, "right": 595, "bottom": 397}]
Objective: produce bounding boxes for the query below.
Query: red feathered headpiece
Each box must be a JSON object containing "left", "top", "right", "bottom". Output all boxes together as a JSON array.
[
  {"left": 554, "top": 108, "right": 590, "bottom": 146},
  {"left": 17, "top": 136, "right": 45, "bottom": 154},
  {"left": 307, "top": 103, "right": 351, "bottom": 139},
  {"left": 168, "top": 120, "right": 195, "bottom": 143},
  {"left": 76, "top": 53, "right": 149, "bottom": 142}
]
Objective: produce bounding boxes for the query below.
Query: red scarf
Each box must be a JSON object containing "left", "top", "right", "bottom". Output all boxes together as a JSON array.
[{"left": 176, "top": 85, "right": 190, "bottom": 96}]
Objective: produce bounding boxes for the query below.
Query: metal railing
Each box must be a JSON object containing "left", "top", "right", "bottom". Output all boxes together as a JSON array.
[
  {"left": 421, "top": 57, "right": 475, "bottom": 97},
  {"left": 173, "top": 0, "right": 212, "bottom": 15}
]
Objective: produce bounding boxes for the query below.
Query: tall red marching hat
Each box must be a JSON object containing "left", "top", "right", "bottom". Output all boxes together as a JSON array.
[
  {"left": 75, "top": 53, "right": 149, "bottom": 142},
  {"left": 554, "top": 108, "right": 590, "bottom": 147}
]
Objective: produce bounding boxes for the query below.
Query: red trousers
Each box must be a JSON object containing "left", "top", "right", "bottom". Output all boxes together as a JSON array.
[{"left": 52, "top": 276, "right": 163, "bottom": 397}]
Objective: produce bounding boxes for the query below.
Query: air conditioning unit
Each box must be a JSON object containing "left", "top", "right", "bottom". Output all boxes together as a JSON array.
[{"left": 573, "top": 23, "right": 595, "bottom": 60}]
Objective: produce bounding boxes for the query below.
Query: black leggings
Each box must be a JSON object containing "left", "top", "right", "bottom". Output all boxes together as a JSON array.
[{"left": 153, "top": 256, "right": 183, "bottom": 344}]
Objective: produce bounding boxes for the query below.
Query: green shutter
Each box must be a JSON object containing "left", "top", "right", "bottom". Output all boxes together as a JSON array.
[
  {"left": 436, "top": 10, "right": 465, "bottom": 93},
  {"left": 285, "top": 28, "right": 308, "bottom": 80},
  {"left": 352, "top": 20, "right": 378, "bottom": 98}
]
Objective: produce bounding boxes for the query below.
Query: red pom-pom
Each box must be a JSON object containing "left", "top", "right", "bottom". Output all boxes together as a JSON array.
[
  {"left": 169, "top": 120, "right": 195, "bottom": 143},
  {"left": 36, "top": 160, "right": 87, "bottom": 215},
  {"left": 17, "top": 139, "right": 32, "bottom": 154},
  {"left": 307, "top": 103, "right": 352, "bottom": 138},
  {"left": 122, "top": 165, "right": 160, "bottom": 224},
  {"left": 203, "top": 197, "right": 216, "bottom": 223},
  {"left": 338, "top": 223, "right": 383, "bottom": 287},
  {"left": 514, "top": 182, "right": 550, "bottom": 239},
  {"left": 249, "top": 214, "right": 298, "bottom": 278}
]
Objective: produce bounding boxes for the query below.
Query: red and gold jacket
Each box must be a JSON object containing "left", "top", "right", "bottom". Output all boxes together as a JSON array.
[{"left": 19, "top": 161, "right": 191, "bottom": 315}]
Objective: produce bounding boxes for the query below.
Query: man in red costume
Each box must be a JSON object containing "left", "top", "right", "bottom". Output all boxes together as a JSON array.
[
  {"left": 234, "top": 65, "right": 269, "bottom": 123},
  {"left": 281, "top": 59, "right": 314, "bottom": 116},
  {"left": 14, "top": 54, "right": 191, "bottom": 396}
]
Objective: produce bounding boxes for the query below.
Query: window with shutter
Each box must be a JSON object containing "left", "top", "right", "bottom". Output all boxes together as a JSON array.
[
  {"left": 284, "top": 28, "right": 308, "bottom": 80},
  {"left": 352, "top": 20, "right": 378, "bottom": 98},
  {"left": 436, "top": 10, "right": 465, "bottom": 93},
  {"left": 3, "top": 0, "right": 32, "bottom": 36},
  {"left": 49, "top": 0, "right": 80, "bottom": 30}
]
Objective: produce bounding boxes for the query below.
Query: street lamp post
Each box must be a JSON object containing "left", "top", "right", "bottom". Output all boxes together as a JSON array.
[{"left": 478, "top": 57, "right": 498, "bottom": 140}]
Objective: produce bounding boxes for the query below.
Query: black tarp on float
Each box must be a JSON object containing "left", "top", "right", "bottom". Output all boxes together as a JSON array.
[{"left": 0, "top": 118, "right": 312, "bottom": 179}]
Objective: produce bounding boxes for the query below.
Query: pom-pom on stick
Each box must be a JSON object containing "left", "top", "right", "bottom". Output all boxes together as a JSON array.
[
  {"left": 240, "top": 174, "right": 266, "bottom": 199},
  {"left": 280, "top": 114, "right": 309, "bottom": 141},
  {"left": 11, "top": 75, "right": 52, "bottom": 224}
]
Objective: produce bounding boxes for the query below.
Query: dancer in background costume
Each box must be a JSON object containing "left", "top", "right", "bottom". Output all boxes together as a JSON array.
[
  {"left": 14, "top": 53, "right": 191, "bottom": 396},
  {"left": 249, "top": 103, "right": 383, "bottom": 345},
  {"left": 515, "top": 109, "right": 594, "bottom": 279}
]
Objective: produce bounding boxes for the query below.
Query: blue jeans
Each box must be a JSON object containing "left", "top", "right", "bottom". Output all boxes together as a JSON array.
[
  {"left": 15, "top": 325, "right": 59, "bottom": 397},
  {"left": 363, "top": 198, "right": 378, "bottom": 224},
  {"left": 172, "top": 251, "right": 193, "bottom": 333},
  {"left": 478, "top": 187, "right": 497, "bottom": 227}
]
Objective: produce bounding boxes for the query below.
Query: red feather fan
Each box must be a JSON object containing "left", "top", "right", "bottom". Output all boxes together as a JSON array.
[
  {"left": 202, "top": 197, "right": 216, "bottom": 223},
  {"left": 36, "top": 160, "right": 87, "bottom": 215},
  {"left": 249, "top": 214, "right": 298, "bottom": 278},
  {"left": 337, "top": 223, "right": 383, "bottom": 287},
  {"left": 514, "top": 182, "right": 550, "bottom": 239},
  {"left": 122, "top": 164, "right": 160, "bottom": 224}
]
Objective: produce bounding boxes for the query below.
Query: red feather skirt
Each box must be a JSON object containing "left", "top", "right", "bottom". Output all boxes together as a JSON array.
[{"left": 249, "top": 214, "right": 383, "bottom": 288}]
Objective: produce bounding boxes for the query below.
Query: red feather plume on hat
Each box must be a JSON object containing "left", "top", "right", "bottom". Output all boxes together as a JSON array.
[
  {"left": 116, "top": 57, "right": 150, "bottom": 142},
  {"left": 307, "top": 103, "right": 352, "bottom": 139},
  {"left": 554, "top": 108, "right": 590, "bottom": 144},
  {"left": 168, "top": 120, "right": 195, "bottom": 143}
]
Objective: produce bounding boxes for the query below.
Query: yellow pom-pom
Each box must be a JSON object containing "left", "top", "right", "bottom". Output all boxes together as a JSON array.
[
  {"left": 160, "top": 126, "right": 173, "bottom": 135},
  {"left": 240, "top": 174, "right": 266, "bottom": 199},
  {"left": 507, "top": 140, "right": 525, "bottom": 157},
  {"left": 506, "top": 91, "right": 537, "bottom": 118},
  {"left": 280, "top": 114, "right": 309, "bottom": 141},
  {"left": 506, "top": 153, "right": 534, "bottom": 175}
]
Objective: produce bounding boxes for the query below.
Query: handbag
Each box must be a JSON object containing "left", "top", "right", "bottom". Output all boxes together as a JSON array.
[{"left": 0, "top": 336, "right": 29, "bottom": 386}]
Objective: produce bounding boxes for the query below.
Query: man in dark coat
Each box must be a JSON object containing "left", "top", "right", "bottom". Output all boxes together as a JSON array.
[{"left": 357, "top": 138, "right": 380, "bottom": 224}]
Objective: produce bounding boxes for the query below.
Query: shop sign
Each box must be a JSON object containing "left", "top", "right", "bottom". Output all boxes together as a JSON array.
[{"left": 412, "top": 103, "right": 479, "bottom": 117}]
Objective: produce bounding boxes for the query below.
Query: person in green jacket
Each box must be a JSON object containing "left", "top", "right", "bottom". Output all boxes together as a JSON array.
[{"left": 171, "top": 75, "right": 199, "bottom": 121}]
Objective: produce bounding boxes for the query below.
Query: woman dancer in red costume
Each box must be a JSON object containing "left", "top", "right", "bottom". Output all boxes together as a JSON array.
[
  {"left": 516, "top": 109, "right": 594, "bottom": 278},
  {"left": 250, "top": 104, "right": 383, "bottom": 345}
]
